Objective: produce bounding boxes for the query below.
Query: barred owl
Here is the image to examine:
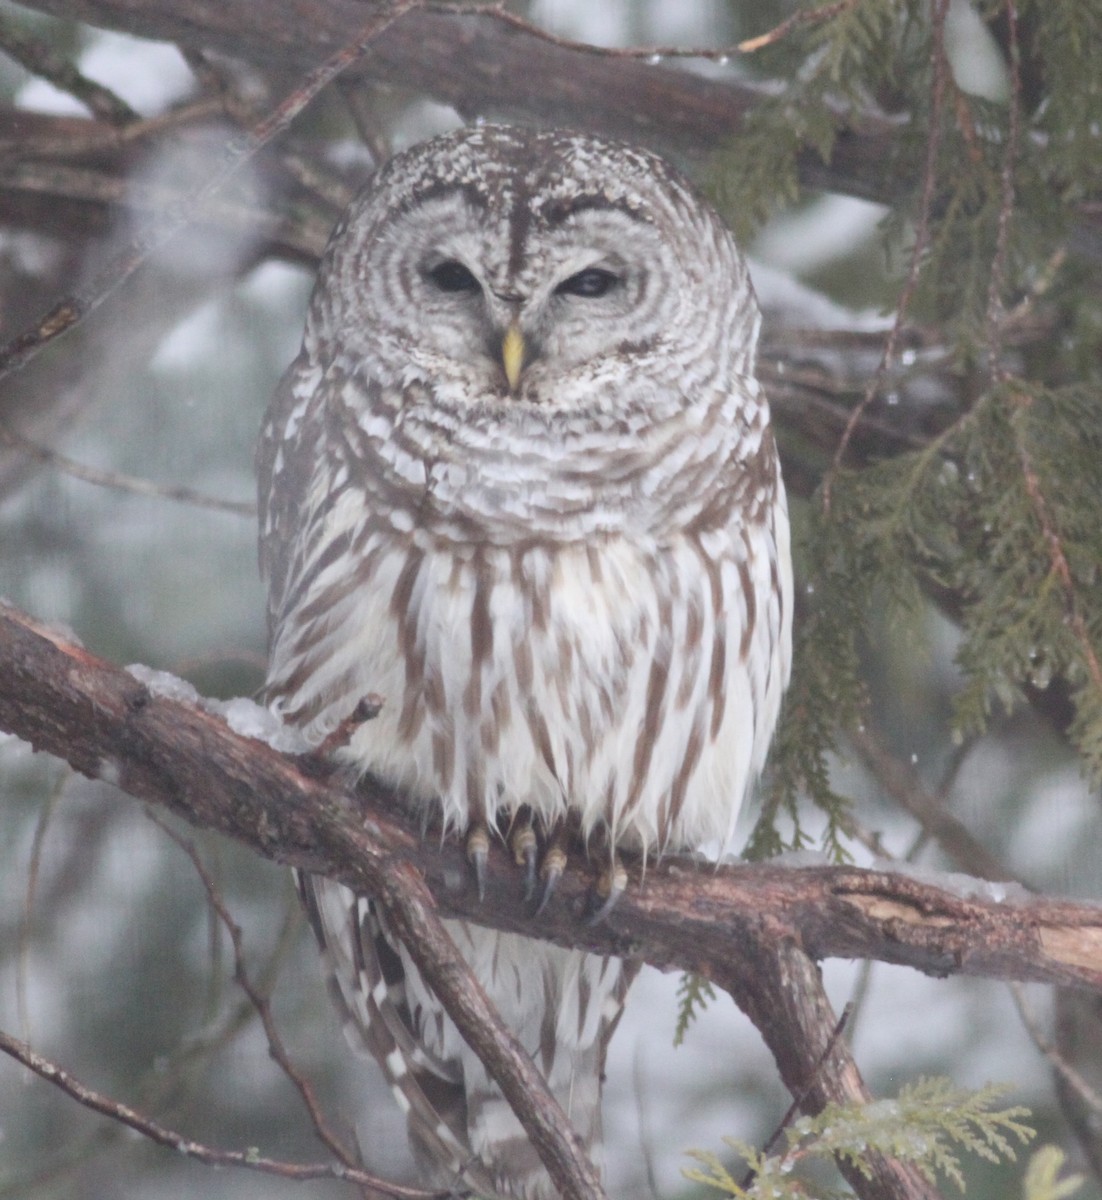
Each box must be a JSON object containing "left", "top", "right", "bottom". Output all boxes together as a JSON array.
[{"left": 258, "top": 125, "right": 792, "bottom": 1198}]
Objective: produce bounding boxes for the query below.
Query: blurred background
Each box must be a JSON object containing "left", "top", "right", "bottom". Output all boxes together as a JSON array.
[{"left": 1, "top": 2, "right": 1099, "bottom": 1198}]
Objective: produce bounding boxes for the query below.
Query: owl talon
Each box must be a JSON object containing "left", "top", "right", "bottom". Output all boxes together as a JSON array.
[
  {"left": 466, "top": 823, "right": 491, "bottom": 902},
  {"left": 585, "top": 859, "right": 627, "bottom": 926},
  {"left": 511, "top": 822, "right": 538, "bottom": 901},
  {"left": 533, "top": 844, "right": 567, "bottom": 917}
]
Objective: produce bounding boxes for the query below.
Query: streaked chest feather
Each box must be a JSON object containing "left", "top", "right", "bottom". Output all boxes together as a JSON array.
[{"left": 266, "top": 499, "right": 788, "bottom": 853}]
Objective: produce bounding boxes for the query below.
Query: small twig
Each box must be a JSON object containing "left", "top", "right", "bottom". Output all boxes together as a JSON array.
[
  {"left": 0, "top": 1028, "right": 442, "bottom": 1197},
  {"left": 849, "top": 724, "right": 1014, "bottom": 883},
  {"left": 144, "top": 810, "right": 375, "bottom": 1179},
  {"left": 1010, "top": 984, "right": 1102, "bottom": 1118},
  {"left": 17, "top": 765, "right": 68, "bottom": 1045},
  {"left": 0, "top": 421, "right": 256, "bottom": 517},
  {"left": 337, "top": 78, "right": 393, "bottom": 167},
  {"left": 314, "top": 694, "right": 384, "bottom": 756},
  {"left": 984, "top": 0, "right": 1022, "bottom": 380},
  {"left": 440, "top": 3, "right": 744, "bottom": 63},
  {"left": 630, "top": 1045, "right": 662, "bottom": 1200},
  {"left": 741, "top": 1003, "right": 855, "bottom": 1186},
  {"left": 738, "top": 0, "right": 858, "bottom": 54},
  {"left": 183, "top": 45, "right": 354, "bottom": 214},
  {"left": 822, "top": 0, "right": 953, "bottom": 511},
  {"left": 0, "top": 98, "right": 235, "bottom": 162},
  {"left": 451, "top": 1, "right": 863, "bottom": 64},
  {"left": 949, "top": 86, "right": 984, "bottom": 167},
  {"left": 0, "top": 12, "right": 138, "bottom": 125},
  {"left": 277, "top": 146, "right": 357, "bottom": 213}
]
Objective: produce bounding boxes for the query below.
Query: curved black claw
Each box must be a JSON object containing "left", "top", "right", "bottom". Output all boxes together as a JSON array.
[
  {"left": 511, "top": 822, "right": 538, "bottom": 901},
  {"left": 533, "top": 844, "right": 567, "bottom": 918},
  {"left": 584, "top": 859, "right": 627, "bottom": 926},
  {"left": 466, "top": 823, "right": 490, "bottom": 902}
]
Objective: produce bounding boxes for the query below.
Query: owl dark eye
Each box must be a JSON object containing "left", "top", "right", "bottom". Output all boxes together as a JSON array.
[
  {"left": 427, "top": 260, "right": 481, "bottom": 293},
  {"left": 555, "top": 267, "right": 620, "bottom": 298}
]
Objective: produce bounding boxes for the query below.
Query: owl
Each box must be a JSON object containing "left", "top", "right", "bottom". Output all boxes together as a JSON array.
[{"left": 258, "top": 124, "right": 792, "bottom": 1199}]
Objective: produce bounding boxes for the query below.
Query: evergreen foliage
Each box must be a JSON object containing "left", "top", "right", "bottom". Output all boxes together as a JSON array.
[
  {"left": 709, "top": 0, "right": 1102, "bottom": 846},
  {"left": 772, "top": 379, "right": 1102, "bottom": 840},
  {"left": 684, "top": 1078, "right": 1035, "bottom": 1197},
  {"left": 674, "top": 972, "right": 719, "bottom": 1047},
  {"left": 1022, "top": 1147, "right": 1084, "bottom": 1200}
]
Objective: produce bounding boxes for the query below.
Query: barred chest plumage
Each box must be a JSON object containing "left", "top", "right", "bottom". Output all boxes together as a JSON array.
[{"left": 263, "top": 364, "right": 789, "bottom": 855}]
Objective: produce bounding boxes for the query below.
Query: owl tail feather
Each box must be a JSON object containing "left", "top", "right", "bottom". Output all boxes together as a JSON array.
[{"left": 298, "top": 870, "right": 632, "bottom": 1200}]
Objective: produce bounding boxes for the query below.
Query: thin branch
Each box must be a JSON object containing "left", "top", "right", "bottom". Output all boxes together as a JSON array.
[
  {"left": 1009, "top": 984, "right": 1102, "bottom": 1119},
  {"left": 0, "top": 11, "right": 138, "bottom": 125},
  {"left": 17, "top": 764, "right": 67, "bottom": 1045},
  {"left": 337, "top": 78, "right": 392, "bottom": 166},
  {"left": 743, "top": 1003, "right": 854, "bottom": 1187},
  {"left": 849, "top": 725, "right": 1015, "bottom": 883},
  {"left": 145, "top": 810, "right": 368, "bottom": 1177},
  {"left": 717, "top": 942, "right": 941, "bottom": 1200},
  {"left": 181, "top": 45, "right": 354, "bottom": 213},
  {"left": 372, "top": 864, "right": 607, "bottom": 1200},
  {"left": 430, "top": 3, "right": 749, "bottom": 63},
  {"left": 0, "top": 98, "right": 233, "bottom": 161},
  {"left": 737, "top": 0, "right": 859, "bottom": 54},
  {"left": 0, "top": 1029, "right": 440, "bottom": 1198},
  {"left": 822, "top": 0, "right": 953, "bottom": 511},
  {"left": 0, "top": 421, "right": 257, "bottom": 516}
]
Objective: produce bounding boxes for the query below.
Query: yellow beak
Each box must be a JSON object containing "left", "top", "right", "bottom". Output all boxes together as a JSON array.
[{"left": 501, "top": 322, "right": 525, "bottom": 391}]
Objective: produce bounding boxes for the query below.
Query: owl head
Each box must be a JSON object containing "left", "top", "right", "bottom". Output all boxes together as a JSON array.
[{"left": 304, "top": 124, "right": 759, "bottom": 414}]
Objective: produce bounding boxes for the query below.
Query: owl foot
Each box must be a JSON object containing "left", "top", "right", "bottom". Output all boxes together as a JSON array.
[
  {"left": 584, "top": 858, "right": 627, "bottom": 925},
  {"left": 466, "top": 822, "right": 491, "bottom": 902},
  {"left": 510, "top": 819, "right": 538, "bottom": 901}
]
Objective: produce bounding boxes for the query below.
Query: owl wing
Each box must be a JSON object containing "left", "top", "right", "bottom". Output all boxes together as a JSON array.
[{"left": 256, "top": 352, "right": 335, "bottom": 639}]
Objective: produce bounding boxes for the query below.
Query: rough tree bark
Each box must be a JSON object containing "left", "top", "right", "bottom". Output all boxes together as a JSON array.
[{"left": 4, "top": 600, "right": 1102, "bottom": 1198}]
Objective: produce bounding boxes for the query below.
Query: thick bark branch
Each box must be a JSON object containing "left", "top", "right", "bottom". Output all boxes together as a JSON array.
[
  {"left": 6, "top": 600, "right": 1101, "bottom": 1198},
  {"left": 0, "top": 602, "right": 605, "bottom": 1200},
  {"left": 717, "top": 942, "right": 941, "bottom": 1200},
  {"left": 12, "top": 1, "right": 1102, "bottom": 263},
  {"left": 3, "top": 600, "right": 1101, "bottom": 996}
]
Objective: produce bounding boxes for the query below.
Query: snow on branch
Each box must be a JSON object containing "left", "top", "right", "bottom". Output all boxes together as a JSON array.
[
  {"left": 2, "top": 599, "right": 1102, "bottom": 998},
  {"left": 3, "top": 597, "right": 1102, "bottom": 1200}
]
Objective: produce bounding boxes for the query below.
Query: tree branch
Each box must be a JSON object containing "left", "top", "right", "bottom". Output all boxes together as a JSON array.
[
  {"left": 717, "top": 942, "right": 941, "bottom": 1200},
  {"left": 12, "top": 1, "right": 1102, "bottom": 262},
  {"left": 0, "top": 1029, "right": 442, "bottom": 1198},
  {"left": 3, "top": 600, "right": 1101, "bottom": 994},
  {"left": 5, "top": 599, "right": 1102, "bottom": 1198},
  {"left": 0, "top": 601, "right": 606, "bottom": 1200}
]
